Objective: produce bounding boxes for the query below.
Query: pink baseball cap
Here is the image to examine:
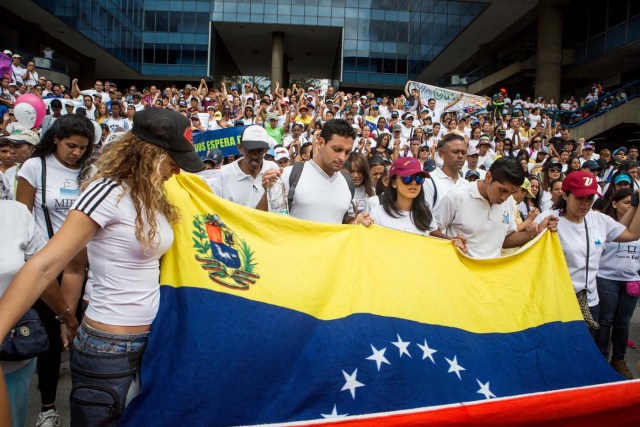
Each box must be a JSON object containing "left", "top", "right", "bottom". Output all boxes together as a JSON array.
[{"left": 389, "top": 158, "right": 427, "bottom": 180}]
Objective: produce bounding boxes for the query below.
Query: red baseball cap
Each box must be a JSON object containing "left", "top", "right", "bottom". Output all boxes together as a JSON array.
[
  {"left": 562, "top": 171, "right": 601, "bottom": 197},
  {"left": 389, "top": 158, "right": 427, "bottom": 180}
]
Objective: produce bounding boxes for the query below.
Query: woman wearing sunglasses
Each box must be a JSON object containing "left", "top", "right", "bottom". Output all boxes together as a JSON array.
[
  {"left": 368, "top": 158, "right": 467, "bottom": 251},
  {"left": 540, "top": 161, "right": 564, "bottom": 210}
]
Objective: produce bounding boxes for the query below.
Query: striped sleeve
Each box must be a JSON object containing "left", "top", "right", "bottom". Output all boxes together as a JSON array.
[{"left": 71, "top": 179, "right": 121, "bottom": 228}]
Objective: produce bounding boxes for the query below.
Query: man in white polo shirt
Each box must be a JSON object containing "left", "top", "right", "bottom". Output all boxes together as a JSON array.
[
  {"left": 259, "top": 119, "right": 361, "bottom": 224},
  {"left": 437, "top": 157, "right": 557, "bottom": 258},
  {"left": 423, "top": 133, "right": 467, "bottom": 221},
  {"left": 214, "top": 125, "right": 278, "bottom": 208}
]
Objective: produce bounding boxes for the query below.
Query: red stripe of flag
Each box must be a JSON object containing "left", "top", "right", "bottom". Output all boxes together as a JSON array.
[{"left": 306, "top": 380, "right": 640, "bottom": 426}]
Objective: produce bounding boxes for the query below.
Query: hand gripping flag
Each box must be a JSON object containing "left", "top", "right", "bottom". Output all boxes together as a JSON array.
[{"left": 120, "top": 174, "right": 640, "bottom": 426}]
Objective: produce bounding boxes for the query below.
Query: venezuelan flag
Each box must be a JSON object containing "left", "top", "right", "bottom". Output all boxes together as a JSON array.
[{"left": 120, "top": 174, "right": 640, "bottom": 426}]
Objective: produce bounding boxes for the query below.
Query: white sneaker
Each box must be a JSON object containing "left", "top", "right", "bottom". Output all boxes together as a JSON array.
[{"left": 35, "top": 409, "right": 61, "bottom": 427}]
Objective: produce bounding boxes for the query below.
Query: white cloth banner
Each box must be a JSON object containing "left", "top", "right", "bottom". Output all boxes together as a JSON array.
[{"left": 407, "top": 81, "right": 488, "bottom": 114}]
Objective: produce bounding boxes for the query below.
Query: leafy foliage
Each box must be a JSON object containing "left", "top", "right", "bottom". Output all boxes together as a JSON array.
[
  {"left": 192, "top": 215, "right": 212, "bottom": 258},
  {"left": 238, "top": 238, "right": 257, "bottom": 273}
]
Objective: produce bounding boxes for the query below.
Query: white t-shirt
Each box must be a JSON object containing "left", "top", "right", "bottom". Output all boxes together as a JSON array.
[
  {"left": 215, "top": 159, "right": 278, "bottom": 208},
  {"left": 0, "top": 201, "right": 45, "bottom": 373},
  {"left": 197, "top": 169, "right": 221, "bottom": 193},
  {"left": 71, "top": 179, "right": 174, "bottom": 326},
  {"left": 478, "top": 150, "right": 497, "bottom": 170},
  {"left": 2, "top": 164, "right": 18, "bottom": 200},
  {"left": 535, "top": 210, "right": 625, "bottom": 306},
  {"left": 282, "top": 134, "right": 309, "bottom": 149},
  {"left": 437, "top": 181, "right": 517, "bottom": 258},
  {"left": 11, "top": 65, "right": 24, "bottom": 84},
  {"left": 540, "top": 191, "right": 553, "bottom": 211},
  {"left": 18, "top": 154, "right": 81, "bottom": 237},
  {"left": 423, "top": 167, "right": 466, "bottom": 220},
  {"left": 281, "top": 160, "right": 352, "bottom": 224},
  {"left": 105, "top": 116, "right": 129, "bottom": 132},
  {"left": 598, "top": 240, "right": 640, "bottom": 281},
  {"left": 23, "top": 71, "right": 38, "bottom": 87},
  {"left": 370, "top": 204, "right": 437, "bottom": 236}
]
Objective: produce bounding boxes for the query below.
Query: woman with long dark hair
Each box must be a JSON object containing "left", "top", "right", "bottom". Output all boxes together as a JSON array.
[
  {"left": 566, "top": 155, "right": 582, "bottom": 175},
  {"left": 540, "top": 161, "right": 564, "bottom": 210},
  {"left": 519, "top": 175, "right": 542, "bottom": 219},
  {"left": 535, "top": 172, "right": 640, "bottom": 336},
  {"left": 344, "top": 152, "right": 375, "bottom": 215},
  {"left": 593, "top": 171, "right": 633, "bottom": 211},
  {"left": 15, "top": 114, "right": 95, "bottom": 425},
  {"left": 372, "top": 133, "right": 392, "bottom": 160},
  {"left": 368, "top": 158, "right": 467, "bottom": 251},
  {"left": 595, "top": 189, "right": 639, "bottom": 379}
]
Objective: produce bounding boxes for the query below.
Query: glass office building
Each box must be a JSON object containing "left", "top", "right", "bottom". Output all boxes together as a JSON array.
[
  {"left": 570, "top": 0, "right": 640, "bottom": 65},
  {"left": 32, "top": 0, "right": 145, "bottom": 73},
  {"left": 28, "top": 0, "right": 487, "bottom": 87},
  {"left": 143, "top": 0, "right": 487, "bottom": 86}
]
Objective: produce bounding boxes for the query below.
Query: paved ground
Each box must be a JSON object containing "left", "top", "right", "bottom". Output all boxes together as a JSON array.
[{"left": 25, "top": 305, "right": 640, "bottom": 426}]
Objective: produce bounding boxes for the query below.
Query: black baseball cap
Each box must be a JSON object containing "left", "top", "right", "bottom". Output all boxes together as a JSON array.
[{"left": 132, "top": 108, "right": 204, "bottom": 172}]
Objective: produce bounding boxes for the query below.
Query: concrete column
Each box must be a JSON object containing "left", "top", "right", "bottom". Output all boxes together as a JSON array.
[
  {"left": 271, "top": 32, "right": 284, "bottom": 86},
  {"left": 535, "top": 0, "right": 563, "bottom": 101}
]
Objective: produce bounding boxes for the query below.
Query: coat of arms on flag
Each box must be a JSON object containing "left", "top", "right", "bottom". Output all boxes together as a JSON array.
[{"left": 192, "top": 213, "right": 259, "bottom": 290}]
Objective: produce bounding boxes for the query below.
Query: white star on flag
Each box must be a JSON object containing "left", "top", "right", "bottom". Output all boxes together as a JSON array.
[
  {"left": 391, "top": 334, "right": 412, "bottom": 358},
  {"left": 476, "top": 379, "right": 496, "bottom": 399},
  {"left": 321, "top": 404, "right": 349, "bottom": 419},
  {"left": 341, "top": 368, "right": 365, "bottom": 399},
  {"left": 445, "top": 355, "right": 465, "bottom": 380},
  {"left": 416, "top": 339, "right": 437, "bottom": 363},
  {"left": 366, "top": 345, "right": 390, "bottom": 371}
]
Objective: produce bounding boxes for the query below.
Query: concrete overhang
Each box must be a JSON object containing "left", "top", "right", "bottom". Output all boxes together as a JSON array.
[
  {"left": 4, "top": 0, "right": 142, "bottom": 80},
  {"left": 415, "top": 0, "right": 539, "bottom": 84},
  {"left": 213, "top": 23, "right": 342, "bottom": 79}
]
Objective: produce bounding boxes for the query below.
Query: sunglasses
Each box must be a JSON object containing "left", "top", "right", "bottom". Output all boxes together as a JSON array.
[
  {"left": 399, "top": 174, "right": 426, "bottom": 185},
  {"left": 548, "top": 168, "right": 562, "bottom": 173}
]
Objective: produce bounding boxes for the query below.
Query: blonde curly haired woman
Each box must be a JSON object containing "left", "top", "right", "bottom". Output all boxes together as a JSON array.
[{"left": 0, "top": 108, "right": 204, "bottom": 426}]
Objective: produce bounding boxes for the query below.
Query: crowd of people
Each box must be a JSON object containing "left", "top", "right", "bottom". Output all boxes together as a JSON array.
[{"left": 0, "top": 54, "right": 639, "bottom": 427}]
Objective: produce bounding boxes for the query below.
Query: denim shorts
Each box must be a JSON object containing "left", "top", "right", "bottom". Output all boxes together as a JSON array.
[{"left": 70, "top": 322, "right": 149, "bottom": 427}]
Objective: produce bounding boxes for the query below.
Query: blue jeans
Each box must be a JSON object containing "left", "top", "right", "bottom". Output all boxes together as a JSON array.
[
  {"left": 4, "top": 358, "right": 37, "bottom": 427},
  {"left": 594, "top": 277, "right": 638, "bottom": 361},
  {"left": 70, "top": 322, "right": 149, "bottom": 427}
]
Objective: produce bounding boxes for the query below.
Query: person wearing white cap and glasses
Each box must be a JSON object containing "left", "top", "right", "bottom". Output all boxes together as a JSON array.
[
  {"left": 0, "top": 108, "right": 204, "bottom": 426},
  {"left": 2, "top": 130, "right": 39, "bottom": 200},
  {"left": 214, "top": 125, "right": 278, "bottom": 208}
]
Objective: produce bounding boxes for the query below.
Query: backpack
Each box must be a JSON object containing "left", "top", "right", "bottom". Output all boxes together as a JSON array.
[{"left": 287, "top": 162, "right": 355, "bottom": 211}]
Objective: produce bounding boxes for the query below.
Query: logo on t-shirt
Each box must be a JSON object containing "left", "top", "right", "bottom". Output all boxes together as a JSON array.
[
  {"left": 192, "top": 213, "right": 260, "bottom": 290},
  {"left": 60, "top": 178, "right": 80, "bottom": 196},
  {"left": 502, "top": 211, "right": 510, "bottom": 224}
]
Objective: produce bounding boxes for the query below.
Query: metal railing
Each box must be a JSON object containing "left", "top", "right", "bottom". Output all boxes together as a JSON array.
[
  {"left": 33, "top": 56, "right": 69, "bottom": 75},
  {"left": 465, "top": 80, "right": 639, "bottom": 129},
  {"left": 560, "top": 80, "right": 639, "bottom": 128}
]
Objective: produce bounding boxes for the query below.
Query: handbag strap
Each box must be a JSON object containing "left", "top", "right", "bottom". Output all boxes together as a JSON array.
[
  {"left": 584, "top": 217, "right": 590, "bottom": 293},
  {"left": 40, "top": 157, "right": 55, "bottom": 239}
]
